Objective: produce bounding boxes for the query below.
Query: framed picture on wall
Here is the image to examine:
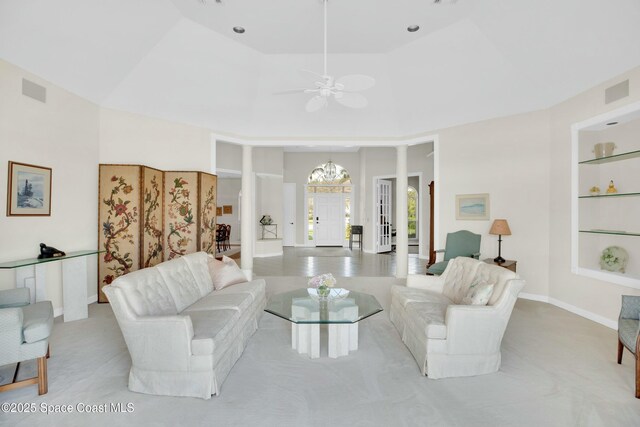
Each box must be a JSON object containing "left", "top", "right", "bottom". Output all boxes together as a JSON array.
[
  {"left": 223, "top": 205, "right": 232, "bottom": 214},
  {"left": 216, "top": 207, "right": 223, "bottom": 216},
  {"left": 455, "top": 193, "right": 490, "bottom": 220},
  {"left": 7, "top": 161, "right": 52, "bottom": 216}
]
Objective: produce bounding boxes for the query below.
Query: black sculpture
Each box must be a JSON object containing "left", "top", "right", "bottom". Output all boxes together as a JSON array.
[{"left": 37, "top": 243, "right": 66, "bottom": 259}]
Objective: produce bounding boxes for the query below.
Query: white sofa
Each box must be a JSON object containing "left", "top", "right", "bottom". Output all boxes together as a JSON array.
[
  {"left": 103, "top": 252, "right": 266, "bottom": 399},
  {"left": 390, "top": 257, "right": 525, "bottom": 378}
]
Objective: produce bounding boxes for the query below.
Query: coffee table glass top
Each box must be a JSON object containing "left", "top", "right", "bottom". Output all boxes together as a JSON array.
[{"left": 265, "top": 288, "right": 383, "bottom": 324}]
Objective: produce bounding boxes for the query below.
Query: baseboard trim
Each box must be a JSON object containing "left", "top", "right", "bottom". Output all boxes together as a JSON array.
[{"left": 518, "top": 292, "right": 617, "bottom": 330}]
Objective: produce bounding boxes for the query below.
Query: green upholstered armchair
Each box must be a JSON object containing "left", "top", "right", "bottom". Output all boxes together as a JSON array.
[
  {"left": 0, "top": 288, "right": 53, "bottom": 395},
  {"left": 426, "top": 230, "right": 481, "bottom": 275},
  {"left": 618, "top": 295, "right": 640, "bottom": 398}
]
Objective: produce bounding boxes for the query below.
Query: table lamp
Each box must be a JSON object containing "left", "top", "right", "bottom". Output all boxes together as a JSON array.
[{"left": 489, "top": 219, "right": 511, "bottom": 264}]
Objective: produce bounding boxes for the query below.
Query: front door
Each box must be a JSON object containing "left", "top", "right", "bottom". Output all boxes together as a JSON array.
[{"left": 314, "top": 194, "right": 344, "bottom": 246}]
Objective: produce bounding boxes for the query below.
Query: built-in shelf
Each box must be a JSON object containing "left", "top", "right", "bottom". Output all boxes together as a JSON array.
[
  {"left": 572, "top": 101, "right": 640, "bottom": 290},
  {"left": 578, "top": 192, "right": 640, "bottom": 199},
  {"left": 579, "top": 230, "right": 640, "bottom": 237},
  {"left": 579, "top": 149, "right": 640, "bottom": 165}
]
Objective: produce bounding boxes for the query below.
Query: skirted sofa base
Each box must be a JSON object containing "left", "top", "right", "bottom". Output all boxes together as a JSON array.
[
  {"left": 390, "top": 257, "right": 524, "bottom": 378},
  {"left": 104, "top": 252, "right": 266, "bottom": 399}
]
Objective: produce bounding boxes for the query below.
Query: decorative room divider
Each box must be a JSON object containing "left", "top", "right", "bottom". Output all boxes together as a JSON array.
[{"left": 98, "top": 164, "right": 217, "bottom": 302}]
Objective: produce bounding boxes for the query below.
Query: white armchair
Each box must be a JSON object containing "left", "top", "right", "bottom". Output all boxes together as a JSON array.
[
  {"left": 0, "top": 288, "right": 53, "bottom": 395},
  {"left": 391, "top": 257, "right": 525, "bottom": 378}
]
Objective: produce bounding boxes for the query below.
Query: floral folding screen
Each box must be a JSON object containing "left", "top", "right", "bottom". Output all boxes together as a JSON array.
[{"left": 98, "top": 164, "right": 217, "bottom": 302}]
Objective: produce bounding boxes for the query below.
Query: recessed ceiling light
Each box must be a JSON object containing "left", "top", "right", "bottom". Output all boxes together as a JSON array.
[
  {"left": 233, "top": 26, "right": 245, "bottom": 34},
  {"left": 606, "top": 121, "right": 619, "bottom": 126},
  {"left": 407, "top": 25, "right": 420, "bottom": 33}
]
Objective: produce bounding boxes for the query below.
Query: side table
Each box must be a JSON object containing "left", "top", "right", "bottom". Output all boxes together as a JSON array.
[
  {"left": 483, "top": 258, "right": 517, "bottom": 273},
  {"left": 261, "top": 224, "right": 278, "bottom": 239}
]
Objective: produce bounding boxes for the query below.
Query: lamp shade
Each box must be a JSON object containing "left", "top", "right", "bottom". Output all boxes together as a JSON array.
[{"left": 489, "top": 219, "right": 511, "bottom": 236}]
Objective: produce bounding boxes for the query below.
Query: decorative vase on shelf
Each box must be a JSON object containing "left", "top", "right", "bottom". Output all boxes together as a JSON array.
[
  {"left": 600, "top": 246, "right": 628, "bottom": 273},
  {"left": 260, "top": 215, "right": 273, "bottom": 225},
  {"left": 589, "top": 186, "right": 600, "bottom": 196},
  {"left": 593, "top": 142, "right": 616, "bottom": 159},
  {"left": 606, "top": 180, "right": 617, "bottom": 194}
]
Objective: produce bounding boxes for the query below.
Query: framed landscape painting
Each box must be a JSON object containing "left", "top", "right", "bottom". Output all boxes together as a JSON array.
[
  {"left": 7, "top": 161, "right": 52, "bottom": 216},
  {"left": 456, "top": 193, "right": 490, "bottom": 220}
]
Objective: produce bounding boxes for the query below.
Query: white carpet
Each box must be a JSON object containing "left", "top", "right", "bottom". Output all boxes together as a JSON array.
[{"left": 1, "top": 277, "right": 639, "bottom": 427}]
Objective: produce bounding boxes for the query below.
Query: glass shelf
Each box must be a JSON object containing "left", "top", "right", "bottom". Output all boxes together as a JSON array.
[
  {"left": 579, "top": 149, "right": 640, "bottom": 165},
  {"left": 579, "top": 230, "right": 640, "bottom": 237},
  {"left": 578, "top": 192, "right": 640, "bottom": 199},
  {"left": 0, "top": 250, "right": 103, "bottom": 269}
]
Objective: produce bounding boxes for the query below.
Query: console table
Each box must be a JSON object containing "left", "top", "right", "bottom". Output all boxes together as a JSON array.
[
  {"left": 261, "top": 224, "right": 278, "bottom": 239},
  {"left": 0, "top": 250, "right": 102, "bottom": 322}
]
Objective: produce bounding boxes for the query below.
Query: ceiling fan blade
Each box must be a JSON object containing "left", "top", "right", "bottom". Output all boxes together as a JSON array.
[
  {"left": 273, "top": 89, "right": 307, "bottom": 95},
  {"left": 305, "top": 95, "right": 328, "bottom": 112},
  {"left": 335, "top": 92, "right": 368, "bottom": 109},
  {"left": 335, "top": 74, "right": 376, "bottom": 92}
]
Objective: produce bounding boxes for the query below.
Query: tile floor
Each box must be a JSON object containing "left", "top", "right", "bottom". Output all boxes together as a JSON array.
[{"left": 253, "top": 247, "right": 427, "bottom": 277}]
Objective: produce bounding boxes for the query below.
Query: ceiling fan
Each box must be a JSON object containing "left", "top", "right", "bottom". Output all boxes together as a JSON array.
[{"left": 276, "top": 0, "right": 376, "bottom": 112}]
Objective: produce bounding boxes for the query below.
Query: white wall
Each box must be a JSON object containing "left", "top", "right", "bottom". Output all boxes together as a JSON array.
[
  {"left": 436, "top": 110, "right": 551, "bottom": 297},
  {"left": 0, "top": 60, "right": 100, "bottom": 313},
  {"left": 547, "top": 67, "right": 640, "bottom": 323},
  {"left": 216, "top": 141, "right": 242, "bottom": 172},
  {"left": 99, "top": 108, "right": 212, "bottom": 171},
  {"left": 217, "top": 178, "right": 241, "bottom": 244},
  {"left": 255, "top": 174, "right": 284, "bottom": 240}
]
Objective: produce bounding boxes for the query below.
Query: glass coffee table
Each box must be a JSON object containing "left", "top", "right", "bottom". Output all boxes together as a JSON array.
[{"left": 265, "top": 288, "right": 383, "bottom": 359}]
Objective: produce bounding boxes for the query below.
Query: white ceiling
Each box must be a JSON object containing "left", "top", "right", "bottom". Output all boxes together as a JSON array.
[{"left": 1, "top": 0, "right": 640, "bottom": 140}]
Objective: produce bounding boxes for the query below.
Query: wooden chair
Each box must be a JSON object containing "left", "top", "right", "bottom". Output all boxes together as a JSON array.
[
  {"left": 618, "top": 295, "right": 640, "bottom": 398},
  {"left": 216, "top": 224, "right": 226, "bottom": 253},
  {"left": 225, "top": 225, "right": 231, "bottom": 251}
]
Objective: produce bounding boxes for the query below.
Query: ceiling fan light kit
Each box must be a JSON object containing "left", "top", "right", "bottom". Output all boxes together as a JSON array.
[{"left": 277, "top": 0, "right": 376, "bottom": 112}]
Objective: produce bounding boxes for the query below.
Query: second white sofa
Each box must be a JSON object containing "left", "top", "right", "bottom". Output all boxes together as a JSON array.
[
  {"left": 390, "top": 257, "right": 525, "bottom": 379},
  {"left": 103, "top": 252, "right": 266, "bottom": 399}
]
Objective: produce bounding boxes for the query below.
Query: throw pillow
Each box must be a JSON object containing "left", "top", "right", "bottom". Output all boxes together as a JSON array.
[
  {"left": 208, "top": 255, "right": 247, "bottom": 290},
  {"left": 461, "top": 279, "right": 494, "bottom": 305}
]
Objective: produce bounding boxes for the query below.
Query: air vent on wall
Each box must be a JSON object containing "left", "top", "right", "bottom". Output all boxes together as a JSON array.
[
  {"left": 605, "top": 80, "right": 629, "bottom": 104},
  {"left": 22, "top": 78, "right": 46, "bottom": 103}
]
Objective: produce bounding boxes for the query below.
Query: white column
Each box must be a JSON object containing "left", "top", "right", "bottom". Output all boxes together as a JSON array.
[
  {"left": 396, "top": 145, "right": 409, "bottom": 278},
  {"left": 241, "top": 145, "right": 253, "bottom": 278}
]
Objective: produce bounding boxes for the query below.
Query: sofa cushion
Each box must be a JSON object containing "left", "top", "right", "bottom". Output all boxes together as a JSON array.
[
  {"left": 209, "top": 256, "right": 248, "bottom": 290},
  {"left": 391, "top": 285, "right": 452, "bottom": 308},
  {"left": 461, "top": 279, "right": 494, "bottom": 305},
  {"left": 475, "top": 263, "right": 517, "bottom": 306},
  {"left": 183, "top": 252, "right": 214, "bottom": 297},
  {"left": 183, "top": 292, "right": 253, "bottom": 313},
  {"left": 157, "top": 257, "right": 203, "bottom": 313},
  {"left": 404, "top": 302, "right": 447, "bottom": 339},
  {"left": 188, "top": 309, "right": 241, "bottom": 356},
  {"left": 442, "top": 257, "right": 482, "bottom": 304},
  {"left": 22, "top": 301, "right": 53, "bottom": 343},
  {"left": 111, "top": 267, "right": 177, "bottom": 316},
  {"left": 213, "top": 279, "right": 266, "bottom": 303}
]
